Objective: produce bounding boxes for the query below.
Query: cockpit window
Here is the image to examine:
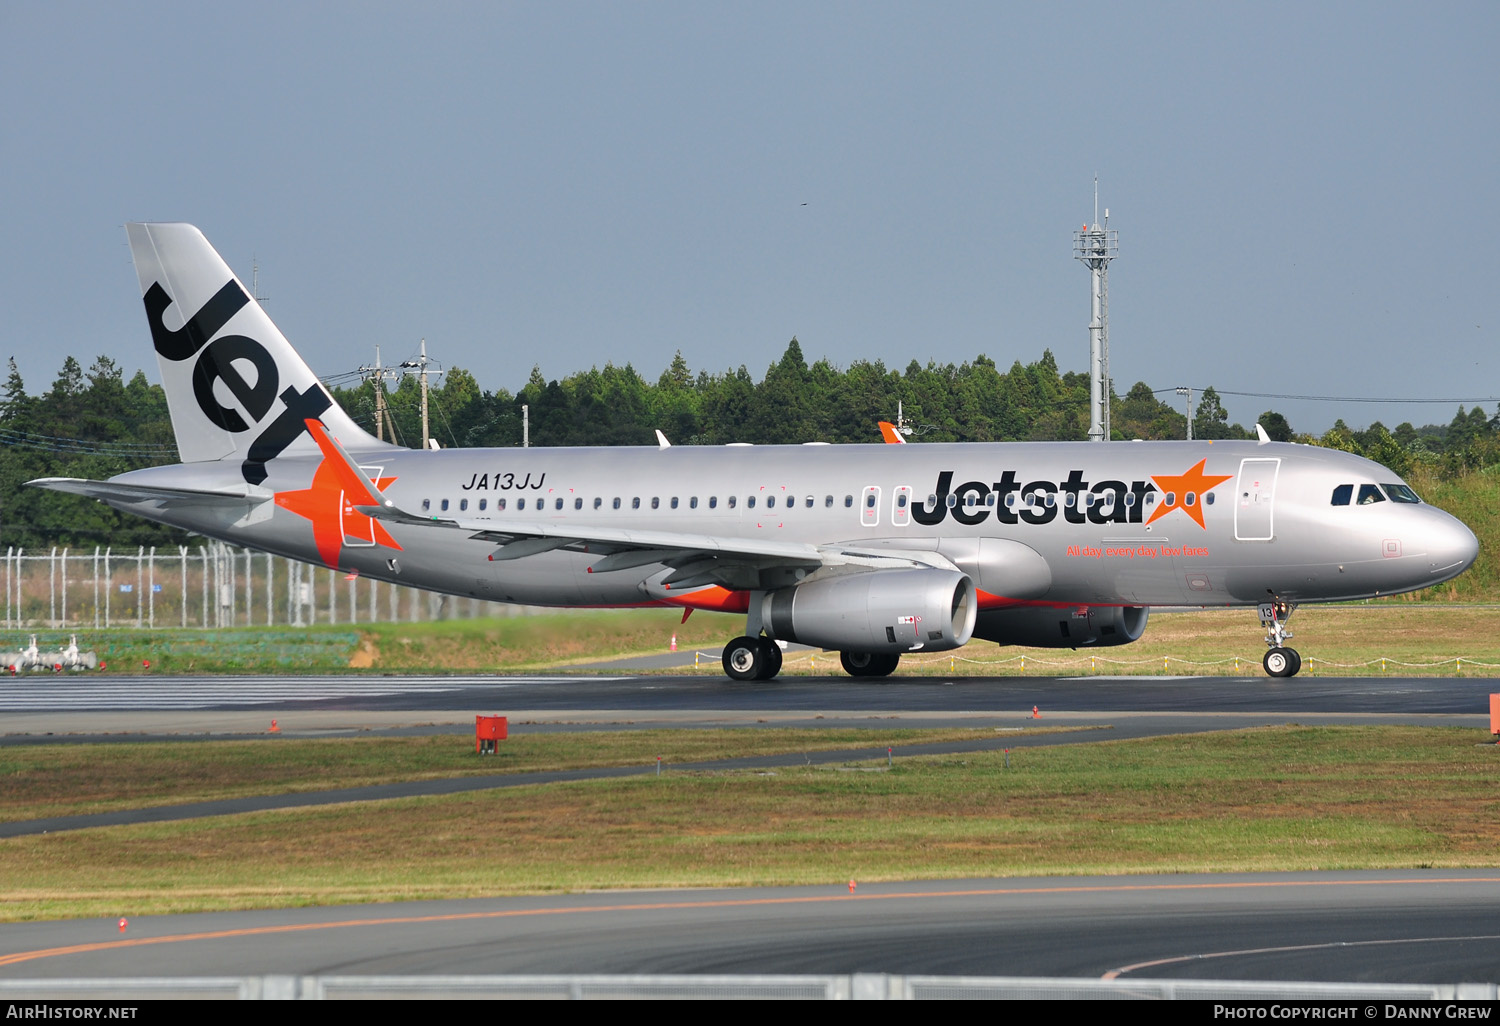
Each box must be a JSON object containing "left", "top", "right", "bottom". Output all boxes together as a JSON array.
[
  {"left": 1330, "top": 484, "right": 1353, "bottom": 506},
  {"left": 1357, "top": 484, "right": 1386, "bottom": 505},
  {"left": 1383, "top": 483, "right": 1421, "bottom": 504}
]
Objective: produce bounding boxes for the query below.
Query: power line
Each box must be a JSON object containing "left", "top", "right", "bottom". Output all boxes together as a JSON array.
[{"left": 1155, "top": 387, "right": 1500, "bottom": 406}]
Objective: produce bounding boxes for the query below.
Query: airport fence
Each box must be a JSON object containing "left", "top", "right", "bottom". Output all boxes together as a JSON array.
[{"left": 1, "top": 543, "right": 540, "bottom": 630}]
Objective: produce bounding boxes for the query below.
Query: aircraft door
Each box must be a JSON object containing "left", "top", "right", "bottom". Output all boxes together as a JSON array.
[
  {"left": 1234, "top": 458, "right": 1280, "bottom": 541},
  {"left": 861, "top": 486, "right": 881, "bottom": 527},
  {"left": 342, "top": 464, "right": 385, "bottom": 546}
]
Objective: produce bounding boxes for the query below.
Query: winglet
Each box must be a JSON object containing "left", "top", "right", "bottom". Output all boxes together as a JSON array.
[
  {"left": 878, "top": 421, "right": 906, "bottom": 444},
  {"left": 655, "top": 430, "right": 672, "bottom": 450},
  {"left": 1255, "top": 423, "right": 1271, "bottom": 445},
  {"left": 302, "top": 418, "right": 391, "bottom": 508}
]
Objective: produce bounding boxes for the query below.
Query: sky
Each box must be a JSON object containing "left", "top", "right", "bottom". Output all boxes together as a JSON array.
[{"left": 2, "top": 1, "right": 1496, "bottom": 437}]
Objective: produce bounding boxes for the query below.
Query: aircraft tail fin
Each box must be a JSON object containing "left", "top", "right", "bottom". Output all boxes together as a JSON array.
[{"left": 125, "top": 223, "right": 388, "bottom": 484}]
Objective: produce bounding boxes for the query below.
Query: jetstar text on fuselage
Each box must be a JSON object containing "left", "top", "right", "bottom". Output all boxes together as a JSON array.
[{"left": 912, "top": 464, "right": 1230, "bottom": 528}]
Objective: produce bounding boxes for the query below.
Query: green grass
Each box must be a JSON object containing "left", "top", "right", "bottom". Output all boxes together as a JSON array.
[
  {"left": 2, "top": 725, "right": 1498, "bottom": 921},
  {"left": 0, "top": 727, "right": 1058, "bottom": 821}
]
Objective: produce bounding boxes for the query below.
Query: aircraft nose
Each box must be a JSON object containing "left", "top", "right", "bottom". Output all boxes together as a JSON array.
[{"left": 1428, "top": 512, "right": 1479, "bottom": 581}]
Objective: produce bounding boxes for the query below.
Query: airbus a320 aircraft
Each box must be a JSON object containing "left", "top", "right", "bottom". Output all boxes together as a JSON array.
[{"left": 28, "top": 224, "right": 1480, "bottom": 680}]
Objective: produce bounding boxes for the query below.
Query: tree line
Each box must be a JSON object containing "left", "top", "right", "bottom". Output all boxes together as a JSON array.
[{"left": 3, "top": 341, "right": 1497, "bottom": 549}]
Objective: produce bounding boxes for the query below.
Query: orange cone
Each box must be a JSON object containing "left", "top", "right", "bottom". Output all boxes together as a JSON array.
[{"left": 269, "top": 719, "right": 280, "bottom": 734}]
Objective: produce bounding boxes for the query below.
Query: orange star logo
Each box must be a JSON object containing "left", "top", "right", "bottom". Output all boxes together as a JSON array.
[
  {"left": 274, "top": 421, "right": 401, "bottom": 568},
  {"left": 1145, "top": 459, "right": 1232, "bottom": 530}
]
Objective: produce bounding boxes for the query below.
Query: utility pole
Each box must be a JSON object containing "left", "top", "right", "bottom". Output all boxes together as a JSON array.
[
  {"left": 358, "top": 346, "right": 399, "bottom": 442},
  {"left": 1177, "top": 385, "right": 1194, "bottom": 441},
  {"left": 400, "top": 340, "right": 440, "bottom": 451}
]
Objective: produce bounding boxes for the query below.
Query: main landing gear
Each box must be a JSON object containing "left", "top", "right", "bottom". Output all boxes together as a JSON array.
[
  {"left": 840, "top": 651, "right": 901, "bottom": 678},
  {"left": 1259, "top": 599, "right": 1301, "bottom": 678},
  {"left": 722, "top": 635, "right": 782, "bottom": 681}
]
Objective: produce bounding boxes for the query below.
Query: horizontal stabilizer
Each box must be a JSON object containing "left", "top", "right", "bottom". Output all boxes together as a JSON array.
[{"left": 25, "top": 477, "right": 273, "bottom": 508}]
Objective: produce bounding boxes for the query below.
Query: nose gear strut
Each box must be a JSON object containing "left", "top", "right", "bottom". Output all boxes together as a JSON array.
[{"left": 1259, "top": 599, "right": 1301, "bottom": 677}]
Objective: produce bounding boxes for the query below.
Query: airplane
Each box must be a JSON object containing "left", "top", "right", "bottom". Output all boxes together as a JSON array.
[{"left": 27, "top": 223, "right": 1480, "bottom": 681}]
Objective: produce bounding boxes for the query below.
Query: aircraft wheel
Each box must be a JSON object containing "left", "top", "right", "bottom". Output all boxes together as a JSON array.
[
  {"left": 1263, "top": 648, "right": 1295, "bottom": 678},
  {"left": 758, "top": 639, "right": 783, "bottom": 680},
  {"left": 1285, "top": 648, "right": 1302, "bottom": 677},
  {"left": 723, "top": 636, "right": 764, "bottom": 681},
  {"left": 841, "top": 651, "right": 901, "bottom": 678}
]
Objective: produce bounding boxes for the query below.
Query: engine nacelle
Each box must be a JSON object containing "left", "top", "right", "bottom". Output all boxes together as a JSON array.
[
  {"left": 972, "top": 604, "right": 1149, "bottom": 648},
  {"left": 764, "top": 568, "right": 977, "bottom": 653}
]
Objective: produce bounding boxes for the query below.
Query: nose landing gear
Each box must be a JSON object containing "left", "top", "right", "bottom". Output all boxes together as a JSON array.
[{"left": 1259, "top": 599, "right": 1301, "bottom": 678}]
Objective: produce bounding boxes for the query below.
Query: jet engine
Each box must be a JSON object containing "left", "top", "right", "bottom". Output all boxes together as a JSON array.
[
  {"left": 972, "top": 604, "right": 1148, "bottom": 648},
  {"left": 763, "top": 568, "right": 977, "bottom": 653}
]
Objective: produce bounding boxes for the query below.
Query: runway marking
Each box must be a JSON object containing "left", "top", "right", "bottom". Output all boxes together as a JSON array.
[
  {"left": 1102, "top": 933, "right": 1500, "bottom": 980},
  {"left": 5, "top": 876, "right": 1500, "bottom": 969},
  {"left": 0, "top": 677, "right": 624, "bottom": 711}
]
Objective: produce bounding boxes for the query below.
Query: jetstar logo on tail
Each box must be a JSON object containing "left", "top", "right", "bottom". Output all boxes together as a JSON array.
[
  {"left": 912, "top": 461, "right": 1231, "bottom": 529},
  {"left": 274, "top": 420, "right": 401, "bottom": 568},
  {"left": 144, "top": 278, "right": 331, "bottom": 485}
]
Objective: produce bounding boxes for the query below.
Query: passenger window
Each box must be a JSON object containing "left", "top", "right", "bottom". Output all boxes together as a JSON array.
[
  {"left": 985, "top": 493, "right": 996, "bottom": 507},
  {"left": 651, "top": 497, "right": 660, "bottom": 509},
  {"left": 1063, "top": 493, "right": 1076, "bottom": 508},
  {"left": 690, "top": 496, "right": 698, "bottom": 509},
  {"left": 479, "top": 498, "right": 487, "bottom": 511},
  {"left": 517, "top": 498, "right": 526, "bottom": 511},
  {"left": 574, "top": 498, "right": 582, "bottom": 510},
  {"left": 1006, "top": 493, "right": 1017, "bottom": 508},
  {"left": 965, "top": 494, "right": 978, "bottom": 508},
  {"left": 1205, "top": 493, "right": 1215, "bottom": 505},
  {"left": 1184, "top": 492, "right": 1196, "bottom": 506},
  {"left": 441, "top": 499, "right": 450, "bottom": 511},
  {"left": 1358, "top": 484, "right": 1386, "bottom": 505},
  {"left": 729, "top": 496, "right": 737, "bottom": 509},
  {"left": 612, "top": 497, "right": 620, "bottom": 509},
  {"left": 866, "top": 494, "right": 877, "bottom": 509},
  {"left": 498, "top": 498, "right": 507, "bottom": 511},
  {"left": 671, "top": 497, "right": 679, "bottom": 509},
  {"left": 1124, "top": 492, "right": 1135, "bottom": 507},
  {"left": 748, "top": 496, "right": 756, "bottom": 509},
  {"left": 844, "top": 495, "right": 854, "bottom": 507},
  {"left": 709, "top": 496, "right": 717, "bottom": 509},
  {"left": 897, "top": 494, "right": 908, "bottom": 508},
  {"left": 1164, "top": 492, "right": 1176, "bottom": 506},
  {"left": 632, "top": 497, "right": 641, "bottom": 509},
  {"left": 1383, "top": 484, "right": 1421, "bottom": 504},
  {"left": 555, "top": 498, "right": 564, "bottom": 510},
  {"left": 805, "top": 496, "right": 814, "bottom": 508},
  {"left": 825, "top": 495, "right": 833, "bottom": 508},
  {"left": 459, "top": 498, "right": 468, "bottom": 511},
  {"left": 422, "top": 499, "right": 430, "bottom": 511},
  {"left": 1044, "top": 493, "right": 1055, "bottom": 508},
  {"left": 593, "top": 497, "right": 602, "bottom": 509},
  {"left": 1331, "top": 484, "right": 1353, "bottom": 506},
  {"left": 767, "top": 495, "right": 776, "bottom": 509}
]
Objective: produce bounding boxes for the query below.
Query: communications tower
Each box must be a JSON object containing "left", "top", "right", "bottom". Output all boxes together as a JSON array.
[{"left": 1073, "top": 186, "right": 1118, "bottom": 442}]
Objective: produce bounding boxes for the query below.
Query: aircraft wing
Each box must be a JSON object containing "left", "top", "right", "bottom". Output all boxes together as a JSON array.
[
  {"left": 26, "top": 477, "right": 273, "bottom": 510},
  {"left": 359, "top": 500, "right": 956, "bottom": 588},
  {"left": 297, "top": 414, "right": 953, "bottom": 588}
]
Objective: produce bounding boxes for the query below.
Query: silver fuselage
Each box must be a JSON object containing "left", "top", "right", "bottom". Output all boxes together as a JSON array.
[{"left": 105, "top": 438, "right": 1478, "bottom": 613}]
